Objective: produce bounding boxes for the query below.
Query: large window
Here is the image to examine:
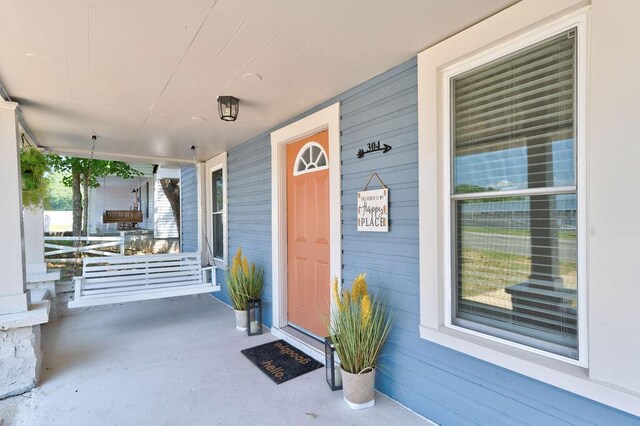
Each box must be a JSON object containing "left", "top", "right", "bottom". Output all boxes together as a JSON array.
[{"left": 450, "top": 30, "right": 578, "bottom": 358}]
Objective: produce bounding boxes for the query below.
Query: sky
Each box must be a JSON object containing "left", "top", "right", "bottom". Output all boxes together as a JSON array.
[{"left": 455, "top": 139, "right": 575, "bottom": 191}]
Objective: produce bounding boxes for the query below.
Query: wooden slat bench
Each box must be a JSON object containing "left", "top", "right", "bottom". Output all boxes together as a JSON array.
[
  {"left": 102, "top": 210, "right": 143, "bottom": 224},
  {"left": 69, "top": 253, "right": 218, "bottom": 308}
]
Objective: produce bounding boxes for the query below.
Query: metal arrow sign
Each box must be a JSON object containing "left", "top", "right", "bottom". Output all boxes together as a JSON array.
[{"left": 357, "top": 140, "right": 392, "bottom": 159}]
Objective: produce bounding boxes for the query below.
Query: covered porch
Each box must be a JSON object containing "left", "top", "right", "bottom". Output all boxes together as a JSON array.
[
  {"left": 0, "top": 295, "right": 426, "bottom": 425},
  {"left": 2, "top": 0, "right": 640, "bottom": 424}
]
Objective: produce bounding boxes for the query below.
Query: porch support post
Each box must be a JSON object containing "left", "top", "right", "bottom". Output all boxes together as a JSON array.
[
  {"left": 0, "top": 101, "right": 28, "bottom": 315},
  {"left": 526, "top": 136, "right": 560, "bottom": 286},
  {"left": 0, "top": 102, "right": 48, "bottom": 400}
]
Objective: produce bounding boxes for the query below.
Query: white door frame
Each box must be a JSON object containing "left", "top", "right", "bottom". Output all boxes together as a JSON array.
[{"left": 270, "top": 102, "right": 341, "bottom": 331}]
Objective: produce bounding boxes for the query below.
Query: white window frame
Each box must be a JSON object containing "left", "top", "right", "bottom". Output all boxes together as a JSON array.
[
  {"left": 443, "top": 25, "right": 585, "bottom": 365},
  {"left": 414, "top": 0, "right": 640, "bottom": 410},
  {"left": 205, "top": 152, "right": 228, "bottom": 269},
  {"left": 292, "top": 141, "right": 329, "bottom": 176}
]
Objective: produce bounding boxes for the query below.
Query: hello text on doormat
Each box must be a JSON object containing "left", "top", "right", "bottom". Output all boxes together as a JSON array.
[{"left": 240, "top": 339, "right": 323, "bottom": 384}]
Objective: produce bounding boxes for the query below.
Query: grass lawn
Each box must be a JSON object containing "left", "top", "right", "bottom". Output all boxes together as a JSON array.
[{"left": 459, "top": 247, "right": 577, "bottom": 298}]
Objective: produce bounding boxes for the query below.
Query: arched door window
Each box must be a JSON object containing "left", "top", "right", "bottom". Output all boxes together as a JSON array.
[{"left": 293, "top": 142, "right": 328, "bottom": 176}]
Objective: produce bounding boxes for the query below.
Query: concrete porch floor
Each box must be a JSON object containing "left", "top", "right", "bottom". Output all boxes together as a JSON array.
[{"left": 1, "top": 295, "right": 429, "bottom": 425}]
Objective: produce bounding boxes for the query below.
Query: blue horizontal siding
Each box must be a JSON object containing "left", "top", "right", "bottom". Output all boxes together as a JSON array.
[
  {"left": 214, "top": 57, "right": 639, "bottom": 425},
  {"left": 180, "top": 166, "right": 198, "bottom": 253},
  {"left": 215, "top": 134, "right": 273, "bottom": 325}
]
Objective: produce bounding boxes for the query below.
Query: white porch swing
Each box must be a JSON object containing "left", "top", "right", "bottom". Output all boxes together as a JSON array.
[{"left": 69, "top": 145, "right": 219, "bottom": 308}]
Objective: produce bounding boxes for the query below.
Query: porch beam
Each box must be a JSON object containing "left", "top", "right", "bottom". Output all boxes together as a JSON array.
[
  {"left": 48, "top": 147, "right": 198, "bottom": 166},
  {"left": 0, "top": 101, "right": 28, "bottom": 315}
]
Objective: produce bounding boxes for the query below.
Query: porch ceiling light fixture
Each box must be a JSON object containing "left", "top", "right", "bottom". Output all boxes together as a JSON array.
[{"left": 217, "top": 96, "right": 240, "bottom": 122}]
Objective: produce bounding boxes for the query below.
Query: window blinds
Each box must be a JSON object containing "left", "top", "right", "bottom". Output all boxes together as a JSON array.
[
  {"left": 451, "top": 29, "right": 578, "bottom": 358},
  {"left": 453, "top": 31, "right": 575, "bottom": 159}
]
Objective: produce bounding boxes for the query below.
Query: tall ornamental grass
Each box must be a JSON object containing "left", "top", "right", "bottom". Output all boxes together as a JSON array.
[
  {"left": 226, "top": 248, "right": 263, "bottom": 311},
  {"left": 329, "top": 274, "right": 393, "bottom": 374}
]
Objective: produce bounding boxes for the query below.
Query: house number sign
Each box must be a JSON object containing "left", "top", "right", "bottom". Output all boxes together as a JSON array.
[
  {"left": 357, "top": 140, "right": 392, "bottom": 158},
  {"left": 357, "top": 187, "right": 389, "bottom": 232}
]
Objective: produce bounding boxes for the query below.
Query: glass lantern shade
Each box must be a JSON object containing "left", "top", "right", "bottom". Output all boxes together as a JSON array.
[
  {"left": 247, "top": 298, "right": 262, "bottom": 336},
  {"left": 217, "top": 96, "right": 240, "bottom": 121}
]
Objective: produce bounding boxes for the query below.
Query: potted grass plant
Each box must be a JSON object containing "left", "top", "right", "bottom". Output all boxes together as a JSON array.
[
  {"left": 226, "top": 248, "right": 263, "bottom": 330},
  {"left": 329, "top": 274, "right": 393, "bottom": 410}
]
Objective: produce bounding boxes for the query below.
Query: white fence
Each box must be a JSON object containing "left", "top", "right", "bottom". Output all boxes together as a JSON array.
[{"left": 44, "top": 236, "right": 125, "bottom": 263}]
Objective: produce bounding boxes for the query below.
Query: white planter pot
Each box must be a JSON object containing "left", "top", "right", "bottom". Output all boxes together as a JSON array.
[
  {"left": 341, "top": 368, "right": 376, "bottom": 410},
  {"left": 234, "top": 309, "right": 248, "bottom": 330}
]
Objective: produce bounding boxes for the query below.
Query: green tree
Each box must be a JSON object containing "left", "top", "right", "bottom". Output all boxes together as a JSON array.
[
  {"left": 48, "top": 156, "right": 142, "bottom": 236},
  {"left": 47, "top": 172, "right": 73, "bottom": 210}
]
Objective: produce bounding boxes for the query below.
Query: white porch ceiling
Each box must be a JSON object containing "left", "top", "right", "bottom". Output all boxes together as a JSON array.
[{"left": 0, "top": 0, "right": 517, "bottom": 164}]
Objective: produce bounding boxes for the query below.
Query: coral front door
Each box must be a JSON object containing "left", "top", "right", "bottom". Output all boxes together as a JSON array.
[{"left": 286, "top": 130, "right": 330, "bottom": 337}]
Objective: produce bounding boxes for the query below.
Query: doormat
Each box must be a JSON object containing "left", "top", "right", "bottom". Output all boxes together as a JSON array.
[{"left": 241, "top": 339, "right": 323, "bottom": 384}]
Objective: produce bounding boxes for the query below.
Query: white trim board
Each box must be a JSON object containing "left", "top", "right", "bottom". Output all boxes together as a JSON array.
[
  {"left": 204, "top": 152, "right": 228, "bottom": 269},
  {"left": 196, "top": 162, "right": 206, "bottom": 265},
  {"left": 439, "top": 15, "right": 587, "bottom": 367},
  {"left": 178, "top": 165, "right": 184, "bottom": 251},
  {"left": 270, "top": 102, "right": 341, "bottom": 332}
]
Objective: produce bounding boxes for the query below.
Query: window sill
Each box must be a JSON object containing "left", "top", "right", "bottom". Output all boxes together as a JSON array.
[{"left": 419, "top": 324, "right": 640, "bottom": 416}]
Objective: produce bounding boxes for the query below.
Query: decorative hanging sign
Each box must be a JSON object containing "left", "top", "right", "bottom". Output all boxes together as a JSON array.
[
  {"left": 357, "top": 140, "right": 392, "bottom": 158},
  {"left": 357, "top": 173, "right": 389, "bottom": 232}
]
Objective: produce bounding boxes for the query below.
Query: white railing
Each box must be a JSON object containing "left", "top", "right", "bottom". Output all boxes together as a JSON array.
[{"left": 44, "top": 236, "right": 125, "bottom": 263}]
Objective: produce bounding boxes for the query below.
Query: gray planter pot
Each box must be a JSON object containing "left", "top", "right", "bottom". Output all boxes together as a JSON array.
[
  {"left": 341, "top": 368, "right": 376, "bottom": 410},
  {"left": 234, "top": 309, "right": 248, "bottom": 330}
]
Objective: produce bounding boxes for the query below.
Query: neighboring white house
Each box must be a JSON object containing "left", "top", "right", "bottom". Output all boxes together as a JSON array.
[
  {"left": 87, "top": 164, "right": 179, "bottom": 239},
  {"left": 43, "top": 210, "right": 72, "bottom": 234},
  {"left": 153, "top": 165, "right": 180, "bottom": 239}
]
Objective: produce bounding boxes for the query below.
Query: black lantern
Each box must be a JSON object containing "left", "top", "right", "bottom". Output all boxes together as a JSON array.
[
  {"left": 247, "top": 298, "right": 263, "bottom": 336},
  {"left": 217, "top": 96, "right": 240, "bottom": 121},
  {"left": 324, "top": 336, "right": 342, "bottom": 391}
]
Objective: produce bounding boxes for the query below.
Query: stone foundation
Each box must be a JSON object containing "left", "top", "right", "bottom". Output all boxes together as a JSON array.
[{"left": 0, "top": 325, "right": 42, "bottom": 400}]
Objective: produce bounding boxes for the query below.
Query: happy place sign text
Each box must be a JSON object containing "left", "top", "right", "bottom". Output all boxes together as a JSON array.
[{"left": 357, "top": 188, "right": 389, "bottom": 232}]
